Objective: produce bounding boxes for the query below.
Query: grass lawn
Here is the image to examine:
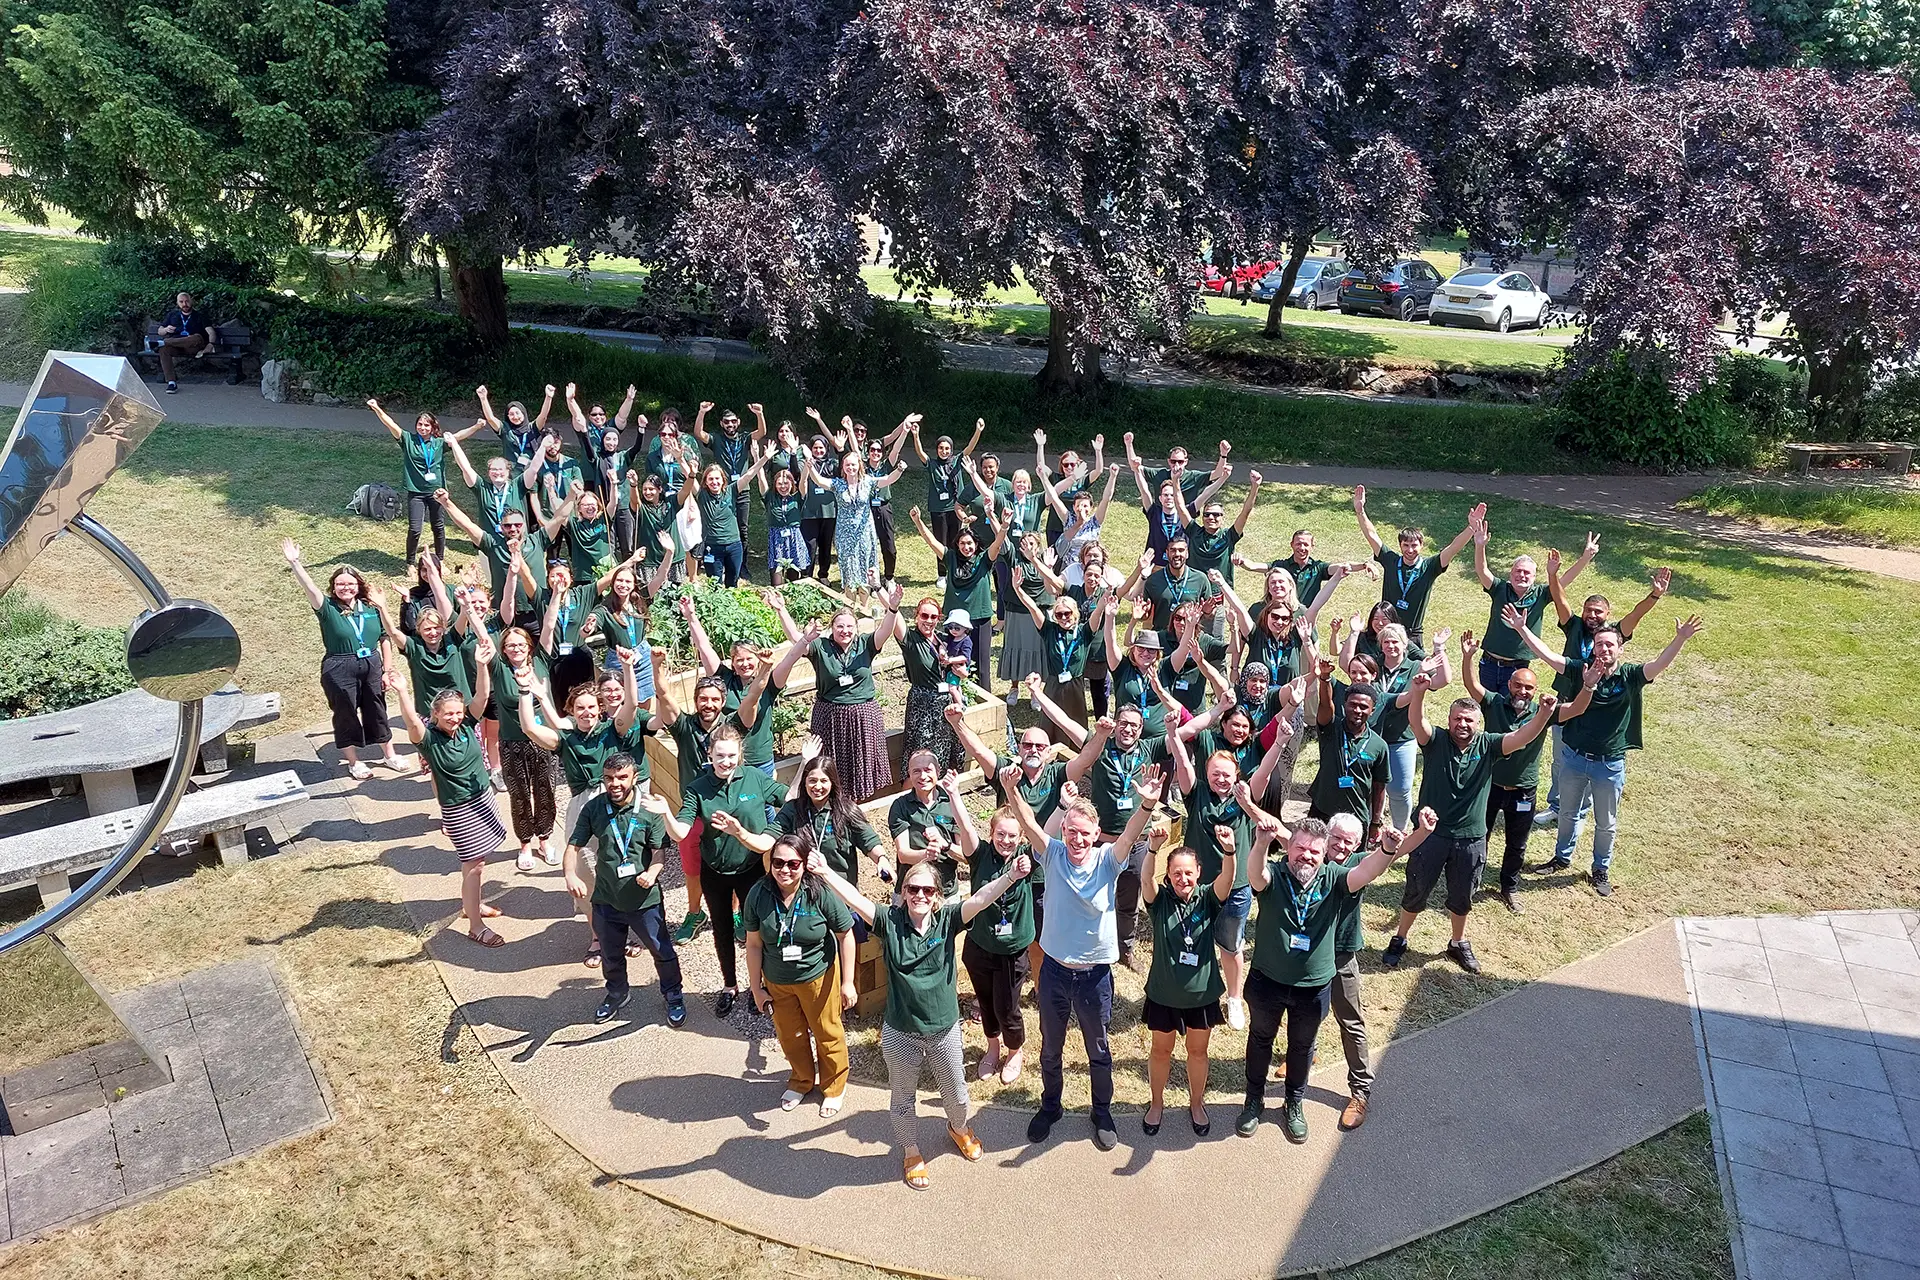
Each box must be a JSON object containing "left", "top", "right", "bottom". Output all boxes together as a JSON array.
[
  {"left": 1682, "top": 480, "right": 1920, "bottom": 550},
  {"left": 4, "top": 417, "right": 1846, "bottom": 1276},
  {"left": 0, "top": 225, "right": 104, "bottom": 287}
]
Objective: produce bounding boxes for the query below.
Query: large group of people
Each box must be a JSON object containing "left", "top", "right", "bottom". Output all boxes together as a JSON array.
[{"left": 282, "top": 382, "right": 1704, "bottom": 1184}]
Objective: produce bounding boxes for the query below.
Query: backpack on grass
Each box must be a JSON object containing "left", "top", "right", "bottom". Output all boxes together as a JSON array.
[{"left": 347, "top": 483, "right": 403, "bottom": 521}]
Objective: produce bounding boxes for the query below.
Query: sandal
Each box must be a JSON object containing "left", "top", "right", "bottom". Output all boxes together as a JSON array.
[
  {"left": 346, "top": 761, "right": 372, "bottom": 781},
  {"left": 584, "top": 941, "right": 602, "bottom": 969},
  {"left": 903, "top": 1155, "right": 930, "bottom": 1190},
  {"left": 949, "top": 1126, "right": 983, "bottom": 1161},
  {"left": 780, "top": 1090, "right": 805, "bottom": 1112},
  {"left": 820, "top": 1095, "right": 843, "bottom": 1119},
  {"left": 466, "top": 926, "right": 506, "bottom": 948}
]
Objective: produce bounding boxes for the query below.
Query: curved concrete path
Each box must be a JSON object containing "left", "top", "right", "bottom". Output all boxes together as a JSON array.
[{"left": 271, "top": 724, "right": 1706, "bottom": 1278}]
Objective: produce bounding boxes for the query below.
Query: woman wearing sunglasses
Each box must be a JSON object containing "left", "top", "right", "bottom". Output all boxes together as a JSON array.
[
  {"left": 744, "top": 834, "right": 857, "bottom": 1117},
  {"left": 809, "top": 836, "right": 1035, "bottom": 1190}
]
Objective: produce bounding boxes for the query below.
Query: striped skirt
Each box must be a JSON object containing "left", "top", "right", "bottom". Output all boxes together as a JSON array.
[
  {"left": 442, "top": 792, "right": 507, "bottom": 863},
  {"left": 811, "top": 699, "right": 892, "bottom": 803}
]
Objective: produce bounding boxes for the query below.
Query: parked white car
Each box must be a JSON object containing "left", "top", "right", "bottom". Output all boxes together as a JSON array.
[{"left": 1427, "top": 270, "right": 1551, "bottom": 332}]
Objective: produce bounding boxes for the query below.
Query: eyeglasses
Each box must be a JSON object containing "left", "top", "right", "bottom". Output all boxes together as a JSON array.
[
  {"left": 1205, "top": 510, "right": 1225, "bottom": 518},
  {"left": 904, "top": 885, "right": 940, "bottom": 898},
  {"left": 770, "top": 858, "right": 804, "bottom": 870}
]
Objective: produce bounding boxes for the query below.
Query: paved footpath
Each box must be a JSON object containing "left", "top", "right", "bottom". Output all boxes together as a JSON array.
[
  {"left": 8, "top": 378, "right": 1916, "bottom": 584},
  {"left": 264, "top": 722, "right": 1704, "bottom": 1279}
]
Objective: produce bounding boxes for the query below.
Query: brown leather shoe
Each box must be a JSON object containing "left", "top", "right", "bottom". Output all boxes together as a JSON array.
[{"left": 1339, "top": 1094, "right": 1369, "bottom": 1131}]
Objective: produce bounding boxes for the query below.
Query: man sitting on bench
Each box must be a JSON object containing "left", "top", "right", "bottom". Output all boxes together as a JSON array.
[{"left": 157, "top": 291, "right": 219, "bottom": 394}]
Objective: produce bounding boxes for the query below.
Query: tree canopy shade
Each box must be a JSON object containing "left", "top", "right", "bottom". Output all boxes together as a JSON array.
[
  {"left": 1492, "top": 67, "right": 1920, "bottom": 437},
  {"left": 0, "top": 0, "right": 422, "bottom": 251}
]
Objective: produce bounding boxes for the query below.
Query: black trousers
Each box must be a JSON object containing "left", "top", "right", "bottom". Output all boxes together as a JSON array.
[
  {"left": 1244, "top": 970, "right": 1332, "bottom": 1106},
  {"left": 969, "top": 618, "right": 994, "bottom": 694},
  {"left": 595, "top": 902, "right": 684, "bottom": 1001},
  {"left": 803, "top": 517, "right": 834, "bottom": 581},
  {"left": 873, "top": 502, "right": 898, "bottom": 580},
  {"left": 1487, "top": 784, "right": 1538, "bottom": 893},
  {"left": 933, "top": 510, "right": 964, "bottom": 556},
  {"left": 703, "top": 864, "right": 763, "bottom": 990},
  {"left": 319, "top": 653, "right": 391, "bottom": 750},
  {"left": 612, "top": 507, "right": 637, "bottom": 560},
  {"left": 548, "top": 647, "right": 595, "bottom": 709},
  {"left": 962, "top": 936, "right": 1029, "bottom": 1049},
  {"left": 406, "top": 492, "right": 447, "bottom": 564},
  {"left": 1087, "top": 665, "right": 1111, "bottom": 719}
]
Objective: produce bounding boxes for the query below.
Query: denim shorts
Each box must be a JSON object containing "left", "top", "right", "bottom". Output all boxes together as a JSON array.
[{"left": 1213, "top": 882, "right": 1253, "bottom": 952}]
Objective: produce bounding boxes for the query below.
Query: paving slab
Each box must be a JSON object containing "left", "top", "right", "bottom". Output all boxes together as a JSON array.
[
  {"left": 0, "top": 958, "right": 332, "bottom": 1244},
  {"left": 1681, "top": 911, "right": 1920, "bottom": 1280}
]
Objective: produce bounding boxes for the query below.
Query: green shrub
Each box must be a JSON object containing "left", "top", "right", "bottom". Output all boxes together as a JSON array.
[
  {"left": 98, "top": 239, "right": 276, "bottom": 289},
  {"left": 789, "top": 304, "right": 944, "bottom": 399},
  {"left": 0, "top": 617, "right": 134, "bottom": 718},
  {"left": 1551, "top": 351, "right": 1800, "bottom": 471},
  {"left": 265, "top": 301, "right": 485, "bottom": 402},
  {"left": 21, "top": 260, "right": 154, "bottom": 352},
  {"left": 1864, "top": 371, "right": 1920, "bottom": 442},
  {"left": 646, "top": 579, "right": 845, "bottom": 666}
]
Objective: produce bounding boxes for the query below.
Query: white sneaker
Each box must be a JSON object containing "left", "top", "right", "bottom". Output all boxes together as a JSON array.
[
  {"left": 346, "top": 760, "right": 371, "bottom": 781},
  {"left": 1227, "top": 997, "right": 1248, "bottom": 1031},
  {"left": 541, "top": 844, "right": 563, "bottom": 867},
  {"left": 490, "top": 767, "right": 507, "bottom": 794},
  {"left": 1532, "top": 808, "right": 1557, "bottom": 827},
  {"left": 516, "top": 848, "right": 536, "bottom": 873}
]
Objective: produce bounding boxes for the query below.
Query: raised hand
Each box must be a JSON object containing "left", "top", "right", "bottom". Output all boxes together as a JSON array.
[
  {"left": 700, "top": 400, "right": 714, "bottom": 413},
  {"left": 1460, "top": 629, "right": 1479, "bottom": 658},
  {"left": 1538, "top": 693, "right": 1559, "bottom": 715},
  {"left": 1233, "top": 779, "right": 1255, "bottom": 809},
  {"left": 635, "top": 789, "right": 670, "bottom": 814},
  {"left": 366, "top": 582, "right": 388, "bottom": 610},
  {"left": 1676, "top": 614, "right": 1705, "bottom": 641},
  {"left": 1352, "top": 484, "right": 1367, "bottom": 510},
  {"left": 473, "top": 634, "right": 496, "bottom": 665},
  {"left": 281, "top": 538, "right": 301, "bottom": 564},
  {"left": 997, "top": 762, "right": 1021, "bottom": 792},
  {"left": 944, "top": 702, "right": 965, "bottom": 724},
  {"left": 1138, "top": 549, "right": 1155, "bottom": 575},
  {"left": 678, "top": 593, "right": 696, "bottom": 619},
  {"left": 1011, "top": 853, "right": 1033, "bottom": 880},
  {"left": 613, "top": 645, "right": 635, "bottom": 669},
  {"left": 1584, "top": 531, "right": 1600, "bottom": 556},
  {"left": 746, "top": 402, "right": 762, "bottom": 416},
  {"left": 1316, "top": 655, "right": 1337, "bottom": 680},
  {"left": 1651, "top": 567, "right": 1673, "bottom": 597},
  {"left": 1431, "top": 626, "right": 1451, "bottom": 649},
  {"left": 1501, "top": 602, "right": 1524, "bottom": 631},
  {"left": 1134, "top": 765, "right": 1165, "bottom": 805},
  {"left": 1547, "top": 547, "right": 1562, "bottom": 576},
  {"left": 801, "top": 617, "right": 823, "bottom": 642},
  {"left": 1093, "top": 715, "right": 1116, "bottom": 738},
  {"left": 799, "top": 734, "right": 824, "bottom": 761},
  {"left": 1033, "top": 428, "right": 1046, "bottom": 445},
  {"left": 544, "top": 384, "right": 556, "bottom": 398},
  {"left": 1248, "top": 469, "right": 1262, "bottom": 485},
  {"left": 566, "top": 382, "right": 578, "bottom": 400}
]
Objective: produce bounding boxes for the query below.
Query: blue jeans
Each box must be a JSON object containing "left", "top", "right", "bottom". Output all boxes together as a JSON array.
[
  {"left": 705, "top": 539, "right": 744, "bottom": 586},
  {"left": 1037, "top": 955, "right": 1114, "bottom": 1123},
  {"left": 1385, "top": 738, "right": 1417, "bottom": 829},
  {"left": 1544, "top": 728, "right": 1592, "bottom": 820},
  {"left": 1553, "top": 750, "right": 1627, "bottom": 874},
  {"left": 599, "top": 640, "right": 657, "bottom": 702},
  {"left": 593, "top": 901, "right": 683, "bottom": 1003},
  {"left": 1478, "top": 655, "right": 1526, "bottom": 696}
]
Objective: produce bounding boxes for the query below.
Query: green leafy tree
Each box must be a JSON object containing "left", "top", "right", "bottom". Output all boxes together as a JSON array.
[{"left": 0, "top": 0, "right": 426, "bottom": 255}]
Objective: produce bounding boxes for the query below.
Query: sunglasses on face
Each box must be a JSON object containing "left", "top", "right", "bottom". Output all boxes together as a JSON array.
[
  {"left": 904, "top": 885, "right": 940, "bottom": 898},
  {"left": 771, "top": 857, "right": 804, "bottom": 870}
]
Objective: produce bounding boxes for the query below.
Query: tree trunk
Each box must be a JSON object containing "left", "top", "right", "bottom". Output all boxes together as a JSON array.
[
  {"left": 1798, "top": 317, "right": 1871, "bottom": 441},
  {"left": 444, "top": 242, "right": 509, "bottom": 348},
  {"left": 1263, "top": 236, "right": 1314, "bottom": 338},
  {"left": 428, "top": 243, "right": 444, "bottom": 306},
  {"left": 1039, "top": 303, "right": 1104, "bottom": 396}
]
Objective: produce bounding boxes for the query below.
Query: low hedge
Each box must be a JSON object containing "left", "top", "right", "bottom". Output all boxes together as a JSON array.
[
  {"left": 0, "top": 613, "right": 133, "bottom": 719},
  {"left": 1551, "top": 351, "right": 1804, "bottom": 470}
]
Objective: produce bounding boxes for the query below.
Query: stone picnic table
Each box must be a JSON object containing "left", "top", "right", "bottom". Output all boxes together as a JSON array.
[{"left": 0, "top": 685, "right": 276, "bottom": 814}]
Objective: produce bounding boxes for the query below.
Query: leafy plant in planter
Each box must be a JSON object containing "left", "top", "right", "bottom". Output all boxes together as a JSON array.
[{"left": 0, "top": 617, "right": 134, "bottom": 718}]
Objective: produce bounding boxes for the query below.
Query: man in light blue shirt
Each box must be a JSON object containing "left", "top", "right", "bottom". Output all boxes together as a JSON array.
[{"left": 1000, "top": 763, "right": 1163, "bottom": 1152}]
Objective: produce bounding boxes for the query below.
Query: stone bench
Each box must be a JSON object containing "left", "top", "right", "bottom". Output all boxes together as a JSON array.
[
  {"left": 1783, "top": 440, "right": 1914, "bottom": 476},
  {"left": 0, "top": 769, "right": 310, "bottom": 909}
]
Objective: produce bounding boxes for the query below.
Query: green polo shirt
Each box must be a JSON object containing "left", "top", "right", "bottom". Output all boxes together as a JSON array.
[
  {"left": 553, "top": 719, "right": 647, "bottom": 794},
  {"left": 1375, "top": 549, "right": 1446, "bottom": 633},
  {"left": 886, "top": 789, "right": 962, "bottom": 895},
  {"left": 490, "top": 655, "right": 549, "bottom": 743},
  {"left": 477, "top": 528, "right": 548, "bottom": 602},
  {"left": 1157, "top": 655, "right": 1210, "bottom": 718},
  {"left": 1146, "top": 885, "right": 1226, "bottom": 1009},
  {"left": 720, "top": 670, "right": 779, "bottom": 768},
  {"left": 1193, "top": 727, "right": 1262, "bottom": 782},
  {"left": 668, "top": 710, "right": 747, "bottom": 793},
  {"left": 1040, "top": 622, "right": 1094, "bottom": 685},
  {"left": 1483, "top": 581, "right": 1550, "bottom": 662},
  {"left": 1182, "top": 784, "right": 1252, "bottom": 888},
  {"left": 534, "top": 456, "right": 585, "bottom": 510},
  {"left": 1110, "top": 658, "right": 1166, "bottom": 739},
  {"left": 1084, "top": 738, "right": 1170, "bottom": 835},
  {"left": 567, "top": 512, "right": 613, "bottom": 578},
  {"left": 989, "top": 756, "right": 1068, "bottom": 834},
  {"left": 469, "top": 476, "right": 528, "bottom": 535},
  {"left": 569, "top": 796, "right": 670, "bottom": 913},
  {"left": 1561, "top": 661, "right": 1648, "bottom": 760},
  {"left": 1183, "top": 521, "right": 1240, "bottom": 581},
  {"left": 1371, "top": 660, "right": 1419, "bottom": 744},
  {"left": 899, "top": 626, "right": 943, "bottom": 690},
  {"left": 419, "top": 721, "right": 491, "bottom": 808},
  {"left": 810, "top": 634, "right": 878, "bottom": 706},
  {"left": 591, "top": 601, "right": 647, "bottom": 655},
  {"left": 1417, "top": 729, "right": 1504, "bottom": 839},
  {"left": 764, "top": 489, "right": 803, "bottom": 531},
  {"left": 1250, "top": 861, "right": 1353, "bottom": 987},
  {"left": 776, "top": 797, "right": 884, "bottom": 886},
  {"left": 677, "top": 766, "right": 786, "bottom": 875},
  {"left": 535, "top": 583, "right": 599, "bottom": 653},
  {"left": 1482, "top": 692, "right": 1548, "bottom": 789},
  {"left": 1308, "top": 720, "right": 1389, "bottom": 825},
  {"left": 965, "top": 845, "right": 1037, "bottom": 956},
  {"left": 943, "top": 550, "right": 994, "bottom": 621},
  {"left": 693, "top": 485, "right": 741, "bottom": 546},
  {"left": 876, "top": 904, "right": 965, "bottom": 1036},
  {"left": 1142, "top": 566, "right": 1205, "bottom": 640},
  {"left": 399, "top": 431, "right": 446, "bottom": 495},
  {"left": 1147, "top": 466, "right": 1211, "bottom": 505},
  {"left": 1332, "top": 848, "right": 1370, "bottom": 956},
  {"left": 925, "top": 454, "right": 964, "bottom": 513},
  {"left": 744, "top": 879, "right": 853, "bottom": 986},
  {"left": 635, "top": 500, "right": 681, "bottom": 563},
  {"left": 400, "top": 631, "right": 475, "bottom": 715},
  {"left": 315, "top": 600, "right": 384, "bottom": 659},
  {"left": 1278, "top": 556, "right": 1331, "bottom": 605},
  {"left": 1001, "top": 493, "right": 1046, "bottom": 563},
  {"left": 800, "top": 459, "right": 837, "bottom": 521}
]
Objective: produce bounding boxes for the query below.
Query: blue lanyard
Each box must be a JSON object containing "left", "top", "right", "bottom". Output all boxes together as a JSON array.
[
  {"left": 483, "top": 484, "right": 509, "bottom": 526},
  {"left": 608, "top": 812, "right": 641, "bottom": 863},
  {"left": 1165, "top": 568, "right": 1193, "bottom": 603},
  {"left": 612, "top": 608, "right": 640, "bottom": 647},
  {"left": 414, "top": 435, "right": 441, "bottom": 471},
  {"left": 345, "top": 604, "right": 372, "bottom": 647},
  {"left": 1158, "top": 509, "right": 1180, "bottom": 541},
  {"left": 1396, "top": 560, "right": 1421, "bottom": 600},
  {"left": 1275, "top": 866, "right": 1331, "bottom": 930},
  {"left": 1055, "top": 628, "right": 1081, "bottom": 672},
  {"left": 1341, "top": 731, "right": 1369, "bottom": 772},
  {"left": 555, "top": 593, "right": 574, "bottom": 636}
]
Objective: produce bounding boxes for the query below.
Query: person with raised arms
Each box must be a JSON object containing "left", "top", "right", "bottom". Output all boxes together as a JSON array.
[
  {"left": 1503, "top": 603, "right": 1703, "bottom": 896},
  {"left": 895, "top": 595, "right": 966, "bottom": 774},
  {"left": 886, "top": 751, "right": 963, "bottom": 897},
  {"left": 284, "top": 541, "right": 406, "bottom": 780},
  {"left": 684, "top": 591, "right": 809, "bottom": 773},
  {"left": 1061, "top": 705, "right": 1170, "bottom": 969},
  {"left": 562, "top": 382, "right": 640, "bottom": 555},
  {"left": 487, "top": 624, "right": 561, "bottom": 872},
  {"left": 908, "top": 417, "right": 986, "bottom": 568},
  {"left": 1351, "top": 485, "right": 1483, "bottom": 648},
  {"left": 676, "top": 459, "right": 756, "bottom": 587},
  {"left": 809, "top": 849, "right": 1023, "bottom": 1189},
  {"left": 368, "top": 399, "right": 485, "bottom": 565},
  {"left": 740, "top": 738, "right": 888, "bottom": 937},
  {"left": 1304, "top": 657, "right": 1391, "bottom": 844},
  {"left": 1470, "top": 519, "right": 1595, "bottom": 695},
  {"left": 1139, "top": 825, "right": 1237, "bottom": 1137},
  {"left": 1458, "top": 630, "right": 1557, "bottom": 913},
  {"left": 474, "top": 383, "right": 553, "bottom": 471},
  {"left": 1033, "top": 428, "right": 1107, "bottom": 544},
  {"left": 1339, "top": 614, "right": 1450, "bottom": 829},
  {"left": 442, "top": 430, "right": 528, "bottom": 549},
  {"left": 1238, "top": 809, "right": 1435, "bottom": 1142},
  {"left": 656, "top": 723, "right": 788, "bottom": 1017},
  {"left": 908, "top": 501, "right": 1008, "bottom": 694},
  {"left": 1381, "top": 667, "right": 1573, "bottom": 973},
  {"left": 570, "top": 755, "right": 686, "bottom": 1027},
  {"left": 1036, "top": 431, "right": 1119, "bottom": 570},
  {"left": 439, "top": 485, "right": 544, "bottom": 609},
  {"left": 804, "top": 588, "right": 904, "bottom": 803},
  {"left": 649, "top": 649, "right": 777, "bottom": 946},
  {"left": 691, "top": 400, "right": 769, "bottom": 545},
  {"left": 957, "top": 770, "right": 1040, "bottom": 1085},
  {"left": 741, "top": 832, "right": 856, "bottom": 1115},
  {"left": 1125, "top": 433, "right": 1230, "bottom": 514},
  {"left": 520, "top": 646, "right": 648, "bottom": 966},
  {"left": 394, "top": 559, "right": 473, "bottom": 745},
  {"left": 1005, "top": 763, "right": 1165, "bottom": 1151},
  {"left": 391, "top": 645, "right": 503, "bottom": 947}
]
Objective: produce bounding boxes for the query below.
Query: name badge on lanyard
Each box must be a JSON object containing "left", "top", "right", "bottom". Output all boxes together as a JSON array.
[{"left": 346, "top": 605, "right": 373, "bottom": 660}]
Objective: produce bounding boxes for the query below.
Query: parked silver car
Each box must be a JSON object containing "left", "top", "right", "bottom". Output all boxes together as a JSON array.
[{"left": 1250, "top": 258, "right": 1348, "bottom": 309}]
